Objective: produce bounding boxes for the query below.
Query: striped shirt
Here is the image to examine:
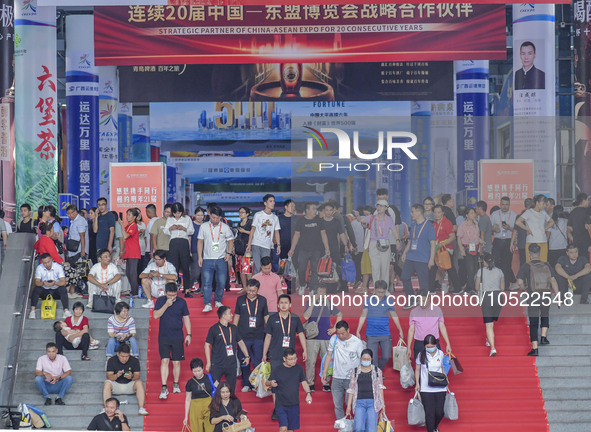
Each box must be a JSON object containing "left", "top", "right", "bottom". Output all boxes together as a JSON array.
[{"left": 107, "top": 315, "right": 136, "bottom": 335}]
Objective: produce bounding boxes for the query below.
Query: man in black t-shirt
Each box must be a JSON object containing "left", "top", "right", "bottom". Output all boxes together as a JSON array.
[
  {"left": 289, "top": 203, "right": 330, "bottom": 295},
  {"left": 103, "top": 344, "right": 148, "bottom": 416},
  {"left": 322, "top": 201, "right": 347, "bottom": 294},
  {"left": 441, "top": 194, "right": 457, "bottom": 228},
  {"left": 205, "top": 305, "right": 250, "bottom": 392},
  {"left": 567, "top": 197, "right": 591, "bottom": 260},
  {"left": 266, "top": 347, "right": 312, "bottom": 431},
  {"left": 554, "top": 244, "right": 591, "bottom": 304},
  {"left": 233, "top": 279, "right": 269, "bottom": 392},
  {"left": 87, "top": 397, "right": 129, "bottom": 431},
  {"left": 516, "top": 244, "right": 559, "bottom": 356}
]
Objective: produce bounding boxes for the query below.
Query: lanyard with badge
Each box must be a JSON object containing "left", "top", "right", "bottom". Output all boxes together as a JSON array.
[
  {"left": 210, "top": 223, "right": 222, "bottom": 253},
  {"left": 218, "top": 325, "right": 234, "bottom": 357},
  {"left": 465, "top": 222, "right": 478, "bottom": 253},
  {"left": 246, "top": 298, "right": 259, "bottom": 328},
  {"left": 280, "top": 313, "right": 291, "bottom": 347},
  {"left": 411, "top": 220, "right": 427, "bottom": 251}
]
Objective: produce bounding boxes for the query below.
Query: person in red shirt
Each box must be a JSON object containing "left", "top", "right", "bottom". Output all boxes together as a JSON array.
[
  {"left": 65, "top": 302, "right": 100, "bottom": 349},
  {"left": 430, "top": 205, "right": 461, "bottom": 293},
  {"left": 119, "top": 208, "right": 142, "bottom": 297},
  {"left": 35, "top": 222, "right": 64, "bottom": 264}
]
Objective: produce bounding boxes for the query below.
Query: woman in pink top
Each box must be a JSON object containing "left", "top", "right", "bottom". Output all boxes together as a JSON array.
[
  {"left": 251, "top": 256, "right": 283, "bottom": 312},
  {"left": 456, "top": 207, "right": 480, "bottom": 293}
]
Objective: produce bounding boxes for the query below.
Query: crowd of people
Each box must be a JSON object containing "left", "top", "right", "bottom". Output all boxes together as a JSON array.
[{"left": 2, "top": 189, "right": 590, "bottom": 431}]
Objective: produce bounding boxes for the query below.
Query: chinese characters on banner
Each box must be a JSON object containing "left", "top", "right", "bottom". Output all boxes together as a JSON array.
[
  {"left": 0, "top": 103, "right": 9, "bottom": 162},
  {"left": 479, "top": 160, "right": 534, "bottom": 214},
  {"left": 14, "top": 2, "right": 58, "bottom": 211},
  {"left": 1, "top": 0, "right": 14, "bottom": 97},
  {"left": 94, "top": 4, "right": 506, "bottom": 65},
  {"left": 99, "top": 66, "right": 119, "bottom": 198},
  {"left": 110, "top": 162, "right": 165, "bottom": 221}
]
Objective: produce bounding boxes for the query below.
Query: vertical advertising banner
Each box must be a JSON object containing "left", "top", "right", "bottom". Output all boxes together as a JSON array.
[
  {"left": 109, "top": 162, "right": 165, "bottom": 221},
  {"left": 132, "top": 114, "right": 150, "bottom": 162},
  {"left": 118, "top": 102, "right": 132, "bottom": 162},
  {"left": 14, "top": 1, "right": 58, "bottom": 210},
  {"left": 513, "top": 4, "right": 556, "bottom": 197},
  {"left": 573, "top": 1, "right": 591, "bottom": 195},
  {"left": 410, "top": 101, "right": 431, "bottom": 205},
  {"left": 166, "top": 165, "right": 177, "bottom": 203},
  {"left": 1, "top": 0, "right": 13, "bottom": 95},
  {"left": 455, "top": 60, "right": 489, "bottom": 193},
  {"left": 66, "top": 15, "right": 99, "bottom": 209},
  {"left": 430, "top": 101, "right": 457, "bottom": 197},
  {"left": 479, "top": 159, "right": 534, "bottom": 214},
  {"left": 98, "top": 66, "right": 118, "bottom": 198}
]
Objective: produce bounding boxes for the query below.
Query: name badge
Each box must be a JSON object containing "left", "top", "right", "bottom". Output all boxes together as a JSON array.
[
  {"left": 249, "top": 316, "right": 257, "bottom": 328},
  {"left": 378, "top": 239, "right": 388, "bottom": 248},
  {"left": 157, "top": 288, "right": 165, "bottom": 297},
  {"left": 468, "top": 243, "right": 476, "bottom": 252},
  {"left": 212, "top": 242, "right": 220, "bottom": 253},
  {"left": 225, "top": 344, "right": 234, "bottom": 357},
  {"left": 411, "top": 240, "right": 418, "bottom": 250},
  {"left": 282, "top": 336, "right": 290, "bottom": 348}
]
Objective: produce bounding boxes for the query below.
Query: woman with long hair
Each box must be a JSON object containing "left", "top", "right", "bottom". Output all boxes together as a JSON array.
[
  {"left": 345, "top": 348, "right": 386, "bottom": 432},
  {"left": 235, "top": 206, "right": 252, "bottom": 295},
  {"left": 164, "top": 202, "right": 194, "bottom": 298},
  {"left": 208, "top": 383, "right": 246, "bottom": 432},
  {"left": 456, "top": 207, "right": 480, "bottom": 293},
  {"left": 547, "top": 205, "right": 569, "bottom": 269},
  {"left": 414, "top": 334, "right": 448, "bottom": 432},
  {"left": 183, "top": 358, "right": 215, "bottom": 432},
  {"left": 475, "top": 253, "right": 505, "bottom": 356},
  {"left": 119, "top": 208, "right": 141, "bottom": 297}
]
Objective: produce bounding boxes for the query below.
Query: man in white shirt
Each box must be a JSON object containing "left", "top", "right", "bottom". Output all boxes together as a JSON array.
[
  {"left": 320, "top": 320, "right": 364, "bottom": 421},
  {"left": 30, "top": 253, "right": 71, "bottom": 319},
  {"left": 515, "top": 194, "right": 554, "bottom": 262},
  {"left": 140, "top": 250, "right": 178, "bottom": 308},
  {"left": 491, "top": 196, "right": 518, "bottom": 289},
  {"left": 247, "top": 194, "right": 281, "bottom": 275},
  {"left": 66, "top": 205, "right": 88, "bottom": 263},
  {"left": 145, "top": 204, "right": 158, "bottom": 260},
  {"left": 34, "top": 342, "right": 73, "bottom": 406},
  {"left": 197, "top": 205, "right": 234, "bottom": 312},
  {"left": 87, "top": 249, "right": 122, "bottom": 310}
]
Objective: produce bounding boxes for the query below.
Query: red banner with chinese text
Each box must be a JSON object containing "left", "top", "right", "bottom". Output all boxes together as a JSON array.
[{"left": 94, "top": 4, "right": 506, "bottom": 66}]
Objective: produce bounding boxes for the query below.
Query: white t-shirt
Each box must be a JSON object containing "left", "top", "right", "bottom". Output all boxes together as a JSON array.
[
  {"left": 137, "top": 221, "right": 148, "bottom": 254},
  {"left": 521, "top": 209, "right": 550, "bottom": 243},
  {"left": 146, "top": 217, "right": 158, "bottom": 251},
  {"left": 142, "top": 260, "right": 177, "bottom": 296},
  {"left": 327, "top": 334, "right": 364, "bottom": 380},
  {"left": 548, "top": 218, "right": 568, "bottom": 251},
  {"left": 251, "top": 211, "right": 281, "bottom": 249},
  {"left": 476, "top": 267, "right": 504, "bottom": 292},
  {"left": 197, "top": 221, "right": 234, "bottom": 260},
  {"left": 416, "top": 349, "right": 447, "bottom": 393}
]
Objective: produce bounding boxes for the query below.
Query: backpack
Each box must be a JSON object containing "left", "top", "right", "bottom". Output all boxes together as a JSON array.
[{"left": 529, "top": 261, "right": 552, "bottom": 292}]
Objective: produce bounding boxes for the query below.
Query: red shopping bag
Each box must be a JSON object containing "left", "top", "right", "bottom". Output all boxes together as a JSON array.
[
  {"left": 317, "top": 256, "right": 333, "bottom": 277},
  {"left": 240, "top": 255, "right": 253, "bottom": 274}
]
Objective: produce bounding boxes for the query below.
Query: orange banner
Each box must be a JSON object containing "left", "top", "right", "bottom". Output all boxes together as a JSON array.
[{"left": 479, "top": 159, "right": 534, "bottom": 214}]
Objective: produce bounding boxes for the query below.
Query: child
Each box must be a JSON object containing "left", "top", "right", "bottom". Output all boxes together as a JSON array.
[{"left": 53, "top": 321, "right": 81, "bottom": 348}]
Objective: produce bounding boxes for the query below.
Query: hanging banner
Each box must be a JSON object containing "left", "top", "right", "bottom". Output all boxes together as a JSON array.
[
  {"left": 109, "top": 162, "right": 165, "bottom": 221},
  {"left": 132, "top": 114, "right": 150, "bottom": 162},
  {"left": 118, "top": 102, "right": 133, "bottom": 162},
  {"left": 14, "top": 1, "right": 58, "bottom": 210},
  {"left": 455, "top": 60, "right": 489, "bottom": 192},
  {"left": 99, "top": 66, "right": 119, "bottom": 198},
  {"left": 512, "top": 4, "right": 556, "bottom": 197},
  {"left": 166, "top": 165, "right": 177, "bottom": 202},
  {"left": 573, "top": 1, "right": 591, "bottom": 195},
  {"left": 66, "top": 15, "right": 99, "bottom": 210},
  {"left": 479, "top": 159, "right": 534, "bottom": 214},
  {"left": 42, "top": 0, "right": 569, "bottom": 5},
  {"left": 119, "top": 62, "right": 454, "bottom": 102},
  {"left": 410, "top": 101, "right": 430, "bottom": 205},
  {"left": 94, "top": 5, "right": 506, "bottom": 66},
  {"left": 1, "top": 0, "right": 14, "bottom": 97},
  {"left": 430, "top": 100, "right": 457, "bottom": 196}
]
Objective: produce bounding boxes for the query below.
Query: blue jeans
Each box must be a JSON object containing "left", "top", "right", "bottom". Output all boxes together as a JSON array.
[
  {"left": 107, "top": 337, "right": 139, "bottom": 357},
  {"left": 239, "top": 339, "right": 264, "bottom": 386},
  {"left": 401, "top": 259, "right": 430, "bottom": 296},
  {"left": 354, "top": 398, "right": 378, "bottom": 432},
  {"left": 202, "top": 258, "right": 227, "bottom": 305},
  {"left": 35, "top": 375, "right": 73, "bottom": 399}
]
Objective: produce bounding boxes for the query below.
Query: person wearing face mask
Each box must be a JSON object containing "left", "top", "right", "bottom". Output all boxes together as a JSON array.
[
  {"left": 414, "top": 334, "right": 448, "bottom": 432},
  {"left": 345, "top": 349, "right": 386, "bottom": 432}
]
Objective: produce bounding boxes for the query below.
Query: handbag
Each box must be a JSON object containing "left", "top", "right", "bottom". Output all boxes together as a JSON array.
[
  {"left": 444, "top": 388, "right": 459, "bottom": 420},
  {"left": 435, "top": 245, "right": 452, "bottom": 270},
  {"left": 53, "top": 238, "right": 64, "bottom": 255},
  {"left": 277, "top": 259, "right": 288, "bottom": 276},
  {"left": 407, "top": 391, "right": 426, "bottom": 426},
  {"left": 287, "top": 257, "right": 298, "bottom": 279},
  {"left": 427, "top": 370, "right": 449, "bottom": 387},
  {"left": 377, "top": 412, "right": 393, "bottom": 432},
  {"left": 392, "top": 338, "right": 407, "bottom": 371},
  {"left": 222, "top": 418, "right": 252, "bottom": 432},
  {"left": 302, "top": 303, "right": 325, "bottom": 340},
  {"left": 240, "top": 255, "right": 253, "bottom": 274},
  {"left": 319, "top": 263, "right": 339, "bottom": 284},
  {"left": 41, "top": 294, "right": 57, "bottom": 320},
  {"left": 341, "top": 252, "right": 356, "bottom": 282},
  {"left": 92, "top": 291, "right": 116, "bottom": 314},
  {"left": 317, "top": 255, "right": 333, "bottom": 277},
  {"left": 449, "top": 353, "right": 463, "bottom": 375},
  {"left": 66, "top": 238, "right": 80, "bottom": 253}
]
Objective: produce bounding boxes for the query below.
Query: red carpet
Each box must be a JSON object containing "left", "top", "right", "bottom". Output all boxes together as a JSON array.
[{"left": 143, "top": 288, "right": 549, "bottom": 432}]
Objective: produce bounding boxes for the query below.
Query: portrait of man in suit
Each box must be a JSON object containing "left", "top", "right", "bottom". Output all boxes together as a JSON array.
[{"left": 514, "top": 41, "right": 546, "bottom": 90}]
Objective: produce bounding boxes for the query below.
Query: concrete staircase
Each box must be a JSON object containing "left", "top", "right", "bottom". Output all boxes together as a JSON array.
[
  {"left": 12, "top": 298, "right": 150, "bottom": 430},
  {"left": 536, "top": 301, "right": 591, "bottom": 432}
]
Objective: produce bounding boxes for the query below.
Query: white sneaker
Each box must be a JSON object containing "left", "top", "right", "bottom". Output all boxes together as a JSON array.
[
  {"left": 485, "top": 341, "right": 490, "bottom": 347},
  {"left": 29, "top": 310, "right": 36, "bottom": 319},
  {"left": 298, "top": 286, "right": 306, "bottom": 295},
  {"left": 63, "top": 310, "right": 72, "bottom": 319},
  {"left": 138, "top": 408, "right": 149, "bottom": 416},
  {"left": 489, "top": 348, "right": 497, "bottom": 357},
  {"left": 241, "top": 386, "right": 251, "bottom": 393},
  {"left": 159, "top": 387, "right": 169, "bottom": 400},
  {"left": 88, "top": 344, "right": 99, "bottom": 350},
  {"left": 173, "top": 383, "right": 181, "bottom": 393},
  {"left": 215, "top": 302, "right": 224, "bottom": 308},
  {"left": 91, "top": 339, "right": 100, "bottom": 347},
  {"left": 142, "top": 300, "right": 154, "bottom": 309},
  {"left": 202, "top": 304, "right": 213, "bottom": 313}
]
